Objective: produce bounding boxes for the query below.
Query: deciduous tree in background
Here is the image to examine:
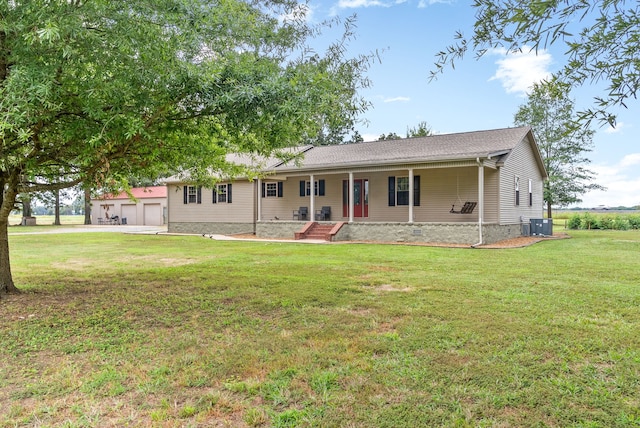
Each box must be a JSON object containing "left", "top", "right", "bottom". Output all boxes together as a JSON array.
[
  {"left": 0, "top": 0, "right": 372, "bottom": 295},
  {"left": 406, "top": 121, "right": 433, "bottom": 138},
  {"left": 432, "top": 0, "right": 640, "bottom": 127},
  {"left": 514, "top": 78, "right": 604, "bottom": 217}
]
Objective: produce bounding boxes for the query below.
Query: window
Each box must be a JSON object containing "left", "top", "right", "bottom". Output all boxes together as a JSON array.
[
  {"left": 266, "top": 183, "right": 277, "bottom": 197},
  {"left": 183, "top": 185, "right": 201, "bottom": 204},
  {"left": 514, "top": 176, "right": 520, "bottom": 206},
  {"left": 396, "top": 177, "right": 409, "bottom": 205},
  {"left": 528, "top": 179, "right": 533, "bottom": 206},
  {"left": 212, "top": 183, "right": 232, "bottom": 204},
  {"left": 388, "top": 175, "right": 420, "bottom": 207},
  {"left": 262, "top": 182, "right": 283, "bottom": 198},
  {"left": 299, "top": 180, "right": 326, "bottom": 196}
]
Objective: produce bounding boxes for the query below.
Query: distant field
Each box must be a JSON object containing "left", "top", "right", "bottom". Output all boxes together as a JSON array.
[{"left": 7, "top": 215, "right": 85, "bottom": 226}]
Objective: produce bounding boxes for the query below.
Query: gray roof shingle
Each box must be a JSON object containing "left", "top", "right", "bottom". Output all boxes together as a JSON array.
[{"left": 275, "top": 126, "right": 532, "bottom": 171}]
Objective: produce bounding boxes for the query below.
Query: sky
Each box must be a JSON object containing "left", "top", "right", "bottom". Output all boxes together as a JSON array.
[{"left": 300, "top": 0, "right": 640, "bottom": 208}]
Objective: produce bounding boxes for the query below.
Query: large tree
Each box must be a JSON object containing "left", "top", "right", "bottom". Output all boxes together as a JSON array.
[
  {"left": 0, "top": 0, "right": 371, "bottom": 295},
  {"left": 514, "top": 78, "right": 603, "bottom": 217},
  {"left": 431, "top": 0, "right": 640, "bottom": 127}
]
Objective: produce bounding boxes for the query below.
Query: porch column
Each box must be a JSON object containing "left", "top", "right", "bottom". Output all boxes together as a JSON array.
[
  {"left": 309, "top": 174, "right": 315, "bottom": 221},
  {"left": 477, "top": 161, "right": 485, "bottom": 244},
  {"left": 348, "top": 172, "right": 354, "bottom": 223},
  {"left": 257, "top": 178, "right": 262, "bottom": 222},
  {"left": 408, "top": 168, "right": 414, "bottom": 223}
]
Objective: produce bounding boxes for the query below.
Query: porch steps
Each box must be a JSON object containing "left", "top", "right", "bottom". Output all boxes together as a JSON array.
[{"left": 295, "top": 222, "right": 343, "bottom": 242}]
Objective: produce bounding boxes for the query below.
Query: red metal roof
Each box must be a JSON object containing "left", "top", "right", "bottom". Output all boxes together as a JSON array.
[{"left": 100, "top": 186, "right": 167, "bottom": 200}]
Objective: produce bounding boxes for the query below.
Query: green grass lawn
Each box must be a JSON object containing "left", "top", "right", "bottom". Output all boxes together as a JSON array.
[
  {"left": 1, "top": 231, "right": 639, "bottom": 427},
  {"left": 7, "top": 214, "right": 85, "bottom": 227}
]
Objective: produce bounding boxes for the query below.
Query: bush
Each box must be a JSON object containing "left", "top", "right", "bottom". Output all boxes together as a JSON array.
[
  {"left": 599, "top": 215, "right": 615, "bottom": 230},
  {"left": 627, "top": 215, "right": 640, "bottom": 230},
  {"left": 613, "top": 216, "right": 631, "bottom": 230},
  {"left": 568, "top": 214, "right": 582, "bottom": 230},
  {"left": 581, "top": 213, "right": 599, "bottom": 230}
]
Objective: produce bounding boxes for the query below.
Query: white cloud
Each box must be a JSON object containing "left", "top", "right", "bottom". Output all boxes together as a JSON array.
[
  {"left": 337, "top": 0, "right": 390, "bottom": 8},
  {"left": 419, "top": 0, "right": 453, "bottom": 5},
  {"left": 620, "top": 153, "right": 640, "bottom": 168},
  {"left": 361, "top": 133, "right": 380, "bottom": 142},
  {"left": 383, "top": 96, "right": 410, "bottom": 103},
  {"left": 489, "top": 46, "right": 553, "bottom": 96},
  {"left": 604, "top": 121, "right": 626, "bottom": 134},
  {"left": 578, "top": 155, "right": 640, "bottom": 207}
]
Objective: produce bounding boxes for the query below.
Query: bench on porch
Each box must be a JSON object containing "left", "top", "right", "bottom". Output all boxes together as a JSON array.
[{"left": 450, "top": 202, "right": 477, "bottom": 214}]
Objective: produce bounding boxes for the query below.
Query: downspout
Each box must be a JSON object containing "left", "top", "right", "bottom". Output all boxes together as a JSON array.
[
  {"left": 256, "top": 178, "right": 261, "bottom": 233},
  {"left": 471, "top": 158, "right": 484, "bottom": 247}
]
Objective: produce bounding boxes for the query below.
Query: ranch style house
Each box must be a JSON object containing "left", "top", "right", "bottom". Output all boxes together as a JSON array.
[{"left": 165, "top": 126, "right": 547, "bottom": 245}]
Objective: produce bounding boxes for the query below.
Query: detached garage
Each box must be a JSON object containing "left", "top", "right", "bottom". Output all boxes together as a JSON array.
[{"left": 91, "top": 186, "right": 167, "bottom": 226}]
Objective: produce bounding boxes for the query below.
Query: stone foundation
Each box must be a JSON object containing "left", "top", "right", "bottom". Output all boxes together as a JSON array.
[
  {"left": 170, "top": 221, "right": 526, "bottom": 245},
  {"left": 334, "top": 222, "right": 525, "bottom": 245},
  {"left": 168, "top": 222, "right": 255, "bottom": 235},
  {"left": 256, "top": 221, "right": 308, "bottom": 238}
]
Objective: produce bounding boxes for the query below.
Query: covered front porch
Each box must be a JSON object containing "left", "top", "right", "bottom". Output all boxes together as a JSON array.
[{"left": 255, "top": 160, "right": 503, "bottom": 244}]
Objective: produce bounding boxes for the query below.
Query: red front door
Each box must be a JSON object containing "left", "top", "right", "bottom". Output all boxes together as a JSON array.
[{"left": 343, "top": 179, "right": 368, "bottom": 218}]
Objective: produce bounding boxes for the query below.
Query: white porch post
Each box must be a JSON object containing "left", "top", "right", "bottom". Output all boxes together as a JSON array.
[
  {"left": 408, "top": 168, "right": 414, "bottom": 223},
  {"left": 309, "top": 174, "right": 315, "bottom": 221},
  {"left": 348, "top": 172, "right": 354, "bottom": 223},
  {"left": 257, "top": 178, "right": 262, "bottom": 222},
  {"left": 477, "top": 161, "right": 485, "bottom": 245}
]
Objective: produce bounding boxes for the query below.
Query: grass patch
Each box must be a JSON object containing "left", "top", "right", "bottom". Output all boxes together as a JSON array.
[{"left": 1, "top": 230, "right": 639, "bottom": 426}]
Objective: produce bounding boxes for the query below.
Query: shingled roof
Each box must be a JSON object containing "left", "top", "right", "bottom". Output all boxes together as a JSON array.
[{"left": 274, "top": 126, "right": 534, "bottom": 171}]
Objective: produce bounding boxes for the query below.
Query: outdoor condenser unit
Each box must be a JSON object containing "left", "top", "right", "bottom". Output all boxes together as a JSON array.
[{"left": 530, "top": 218, "right": 552, "bottom": 236}]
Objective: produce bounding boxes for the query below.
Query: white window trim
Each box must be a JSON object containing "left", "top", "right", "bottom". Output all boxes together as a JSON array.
[
  {"left": 396, "top": 176, "right": 409, "bottom": 206},
  {"left": 265, "top": 182, "right": 278, "bottom": 197},
  {"left": 216, "top": 184, "right": 228, "bottom": 203}
]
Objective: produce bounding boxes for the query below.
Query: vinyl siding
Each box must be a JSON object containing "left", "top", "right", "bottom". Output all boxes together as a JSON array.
[
  {"left": 499, "top": 135, "right": 545, "bottom": 224},
  {"left": 168, "top": 182, "right": 254, "bottom": 223}
]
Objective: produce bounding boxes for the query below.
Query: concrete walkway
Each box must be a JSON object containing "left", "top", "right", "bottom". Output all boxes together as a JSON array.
[{"left": 9, "top": 224, "right": 168, "bottom": 235}]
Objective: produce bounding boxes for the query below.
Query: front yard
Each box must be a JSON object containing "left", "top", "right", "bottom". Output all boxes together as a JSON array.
[{"left": 1, "top": 230, "right": 639, "bottom": 426}]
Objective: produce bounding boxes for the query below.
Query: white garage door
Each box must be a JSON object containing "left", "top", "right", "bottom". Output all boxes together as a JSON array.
[
  {"left": 144, "top": 203, "right": 162, "bottom": 225},
  {"left": 121, "top": 204, "right": 137, "bottom": 225}
]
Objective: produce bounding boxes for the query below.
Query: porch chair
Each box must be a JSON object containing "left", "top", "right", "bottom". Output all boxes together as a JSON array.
[
  {"left": 450, "top": 202, "right": 477, "bottom": 214},
  {"left": 315, "top": 206, "right": 331, "bottom": 221},
  {"left": 293, "top": 206, "right": 308, "bottom": 220}
]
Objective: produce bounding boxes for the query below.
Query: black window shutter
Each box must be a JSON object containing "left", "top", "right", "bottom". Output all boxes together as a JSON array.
[
  {"left": 212, "top": 189, "right": 217, "bottom": 204},
  {"left": 388, "top": 176, "right": 396, "bottom": 206},
  {"left": 228, "top": 184, "right": 232, "bottom": 203},
  {"left": 318, "top": 179, "right": 325, "bottom": 196},
  {"left": 342, "top": 180, "right": 348, "bottom": 205},
  {"left": 413, "top": 175, "right": 420, "bottom": 206},
  {"left": 261, "top": 182, "right": 266, "bottom": 198},
  {"left": 299, "top": 180, "right": 305, "bottom": 197},
  {"left": 197, "top": 186, "right": 202, "bottom": 204},
  {"left": 277, "top": 182, "right": 284, "bottom": 197},
  {"left": 183, "top": 186, "right": 188, "bottom": 204}
]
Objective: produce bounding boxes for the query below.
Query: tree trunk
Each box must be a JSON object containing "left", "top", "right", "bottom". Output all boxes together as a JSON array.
[
  {"left": 0, "top": 218, "right": 18, "bottom": 296},
  {"left": 84, "top": 186, "right": 92, "bottom": 225},
  {"left": 0, "top": 179, "right": 19, "bottom": 296},
  {"left": 54, "top": 189, "right": 61, "bottom": 225},
  {"left": 22, "top": 196, "right": 32, "bottom": 217},
  {"left": 547, "top": 202, "right": 552, "bottom": 219}
]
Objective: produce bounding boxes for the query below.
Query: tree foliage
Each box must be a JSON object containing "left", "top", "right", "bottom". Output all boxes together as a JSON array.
[
  {"left": 514, "top": 78, "right": 604, "bottom": 217},
  {"left": 377, "top": 132, "right": 402, "bottom": 141},
  {"left": 406, "top": 121, "right": 433, "bottom": 138},
  {"left": 431, "top": 0, "right": 640, "bottom": 127},
  {"left": 0, "top": 0, "right": 372, "bottom": 294}
]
